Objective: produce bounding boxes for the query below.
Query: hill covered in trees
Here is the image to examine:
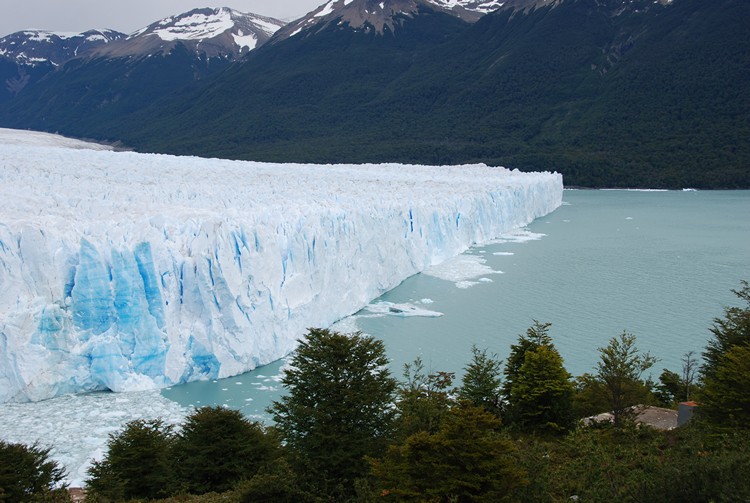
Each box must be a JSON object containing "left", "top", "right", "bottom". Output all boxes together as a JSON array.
[{"left": 1, "top": 0, "right": 747, "bottom": 188}]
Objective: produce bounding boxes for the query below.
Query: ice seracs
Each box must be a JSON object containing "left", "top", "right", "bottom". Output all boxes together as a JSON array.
[{"left": 0, "top": 128, "right": 563, "bottom": 403}]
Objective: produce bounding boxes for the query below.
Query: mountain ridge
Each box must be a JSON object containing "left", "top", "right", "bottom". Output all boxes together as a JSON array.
[
  {"left": 0, "top": 0, "right": 747, "bottom": 188},
  {"left": 272, "top": 0, "right": 508, "bottom": 41}
]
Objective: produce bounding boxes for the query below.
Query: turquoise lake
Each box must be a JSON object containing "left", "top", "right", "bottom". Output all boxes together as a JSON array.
[{"left": 162, "top": 189, "right": 750, "bottom": 421}]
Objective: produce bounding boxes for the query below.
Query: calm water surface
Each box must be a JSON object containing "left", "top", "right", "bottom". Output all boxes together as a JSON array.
[{"left": 163, "top": 190, "right": 750, "bottom": 420}]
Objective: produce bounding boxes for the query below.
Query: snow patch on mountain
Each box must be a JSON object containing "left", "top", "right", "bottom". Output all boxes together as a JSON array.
[
  {"left": 275, "top": 0, "right": 509, "bottom": 40},
  {"left": 105, "top": 7, "right": 284, "bottom": 58},
  {"left": 0, "top": 29, "right": 125, "bottom": 66}
]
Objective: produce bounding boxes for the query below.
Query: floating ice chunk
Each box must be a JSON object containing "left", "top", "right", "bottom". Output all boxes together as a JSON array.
[
  {"left": 490, "top": 228, "right": 547, "bottom": 244},
  {"left": 364, "top": 301, "right": 443, "bottom": 318},
  {"left": 423, "top": 254, "right": 503, "bottom": 288}
]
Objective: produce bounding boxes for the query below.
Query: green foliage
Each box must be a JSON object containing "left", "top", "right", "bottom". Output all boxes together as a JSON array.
[
  {"left": 0, "top": 440, "right": 67, "bottom": 503},
  {"left": 503, "top": 321, "right": 553, "bottom": 398},
  {"left": 394, "top": 358, "right": 456, "bottom": 439},
  {"left": 503, "top": 321, "right": 574, "bottom": 432},
  {"left": 594, "top": 331, "right": 657, "bottom": 426},
  {"left": 510, "top": 345, "right": 574, "bottom": 433},
  {"left": 239, "top": 458, "right": 314, "bottom": 503},
  {"left": 571, "top": 372, "right": 611, "bottom": 419},
  {"left": 174, "top": 406, "right": 279, "bottom": 494},
  {"left": 458, "top": 346, "right": 503, "bottom": 417},
  {"left": 700, "top": 344, "right": 750, "bottom": 429},
  {"left": 698, "top": 282, "right": 750, "bottom": 429},
  {"left": 268, "top": 328, "right": 397, "bottom": 499},
  {"left": 655, "top": 368, "right": 683, "bottom": 406},
  {"left": 513, "top": 425, "right": 750, "bottom": 502},
  {"left": 702, "top": 280, "right": 750, "bottom": 382},
  {"left": 370, "top": 403, "right": 526, "bottom": 502},
  {"left": 86, "top": 419, "right": 175, "bottom": 501}
]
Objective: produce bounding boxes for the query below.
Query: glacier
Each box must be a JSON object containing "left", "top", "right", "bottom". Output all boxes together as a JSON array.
[{"left": 0, "top": 128, "right": 563, "bottom": 403}]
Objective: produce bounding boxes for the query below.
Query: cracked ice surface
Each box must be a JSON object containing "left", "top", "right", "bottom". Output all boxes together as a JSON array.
[{"left": 0, "top": 128, "right": 563, "bottom": 403}]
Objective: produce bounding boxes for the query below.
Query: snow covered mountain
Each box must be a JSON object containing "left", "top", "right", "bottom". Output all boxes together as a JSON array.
[
  {"left": 95, "top": 7, "right": 285, "bottom": 59},
  {"left": 0, "top": 29, "right": 125, "bottom": 66},
  {"left": 274, "top": 0, "right": 506, "bottom": 40},
  {"left": 0, "top": 29, "right": 125, "bottom": 100},
  {"left": 0, "top": 7, "right": 286, "bottom": 136},
  {"left": 0, "top": 128, "right": 563, "bottom": 403}
]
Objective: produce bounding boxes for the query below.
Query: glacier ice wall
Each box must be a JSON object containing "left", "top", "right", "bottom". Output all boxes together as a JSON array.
[{"left": 0, "top": 129, "right": 563, "bottom": 403}]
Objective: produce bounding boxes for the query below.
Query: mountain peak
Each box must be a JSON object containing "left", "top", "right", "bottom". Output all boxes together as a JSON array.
[
  {"left": 0, "top": 29, "right": 125, "bottom": 66},
  {"left": 131, "top": 7, "right": 283, "bottom": 44},
  {"left": 93, "top": 7, "right": 285, "bottom": 59},
  {"left": 274, "top": 0, "right": 503, "bottom": 41}
]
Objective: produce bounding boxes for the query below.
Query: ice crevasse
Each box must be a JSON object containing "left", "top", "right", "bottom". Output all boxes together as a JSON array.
[{"left": 0, "top": 129, "right": 563, "bottom": 403}]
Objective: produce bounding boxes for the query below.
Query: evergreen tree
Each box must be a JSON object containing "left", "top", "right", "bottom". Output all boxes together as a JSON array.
[
  {"left": 174, "top": 406, "right": 279, "bottom": 494},
  {"left": 700, "top": 344, "right": 750, "bottom": 428},
  {"left": 702, "top": 281, "right": 750, "bottom": 382},
  {"left": 503, "top": 321, "right": 553, "bottom": 401},
  {"left": 86, "top": 419, "right": 175, "bottom": 501},
  {"left": 370, "top": 403, "right": 526, "bottom": 502},
  {"left": 458, "top": 346, "right": 503, "bottom": 418},
  {"left": 503, "top": 321, "right": 574, "bottom": 432},
  {"left": 0, "top": 440, "right": 67, "bottom": 502},
  {"left": 510, "top": 345, "right": 574, "bottom": 433},
  {"left": 594, "top": 332, "right": 657, "bottom": 427},
  {"left": 656, "top": 369, "right": 683, "bottom": 405},
  {"left": 268, "top": 328, "right": 397, "bottom": 499},
  {"left": 698, "top": 282, "right": 750, "bottom": 428}
]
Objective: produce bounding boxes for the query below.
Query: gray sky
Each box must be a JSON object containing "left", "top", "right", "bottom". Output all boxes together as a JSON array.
[{"left": 0, "top": 0, "right": 325, "bottom": 37}]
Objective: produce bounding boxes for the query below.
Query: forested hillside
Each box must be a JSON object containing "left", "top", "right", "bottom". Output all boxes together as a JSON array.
[{"left": 1, "top": 0, "right": 747, "bottom": 188}]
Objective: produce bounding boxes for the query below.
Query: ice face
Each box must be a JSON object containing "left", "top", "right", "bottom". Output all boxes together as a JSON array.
[{"left": 0, "top": 129, "right": 563, "bottom": 403}]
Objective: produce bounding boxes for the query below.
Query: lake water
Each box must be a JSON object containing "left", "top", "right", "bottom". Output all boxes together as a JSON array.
[{"left": 161, "top": 189, "right": 750, "bottom": 419}]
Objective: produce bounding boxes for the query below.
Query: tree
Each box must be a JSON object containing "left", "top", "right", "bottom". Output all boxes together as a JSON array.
[
  {"left": 699, "top": 344, "right": 750, "bottom": 428},
  {"left": 656, "top": 351, "right": 700, "bottom": 406},
  {"left": 698, "top": 282, "right": 750, "bottom": 428},
  {"left": 702, "top": 280, "right": 750, "bottom": 382},
  {"left": 267, "top": 328, "right": 397, "bottom": 499},
  {"left": 0, "top": 440, "right": 67, "bottom": 502},
  {"left": 502, "top": 321, "right": 553, "bottom": 401},
  {"left": 681, "top": 350, "right": 699, "bottom": 402},
  {"left": 240, "top": 458, "right": 314, "bottom": 503},
  {"left": 174, "top": 406, "right": 280, "bottom": 494},
  {"left": 595, "top": 331, "right": 657, "bottom": 427},
  {"left": 509, "top": 345, "right": 574, "bottom": 433},
  {"left": 86, "top": 419, "right": 175, "bottom": 501},
  {"left": 458, "top": 346, "right": 503, "bottom": 417},
  {"left": 503, "top": 322, "right": 574, "bottom": 432},
  {"left": 370, "top": 403, "right": 526, "bottom": 502},
  {"left": 656, "top": 369, "right": 683, "bottom": 406},
  {"left": 394, "top": 357, "right": 456, "bottom": 439}
]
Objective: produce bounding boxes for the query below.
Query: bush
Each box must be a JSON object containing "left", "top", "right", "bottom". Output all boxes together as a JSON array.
[
  {"left": 0, "top": 440, "right": 68, "bottom": 502},
  {"left": 174, "top": 406, "right": 280, "bottom": 494},
  {"left": 86, "top": 419, "right": 175, "bottom": 501}
]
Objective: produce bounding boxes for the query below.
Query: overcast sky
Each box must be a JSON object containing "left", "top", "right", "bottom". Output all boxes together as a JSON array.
[{"left": 0, "top": 0, "right": 325, "bottom": 37}]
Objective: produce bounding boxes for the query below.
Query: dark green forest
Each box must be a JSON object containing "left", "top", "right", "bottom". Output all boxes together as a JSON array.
[
  {"left": 3, "top": 281, "right": 749, "bottom": 502},
  {"left": 1, "top": 0, "right": 747, "bottom": 188}
]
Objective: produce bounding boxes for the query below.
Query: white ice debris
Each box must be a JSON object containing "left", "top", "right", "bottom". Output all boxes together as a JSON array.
[{"left": 0, "top": 128, "right": 562, "bottom": 403}]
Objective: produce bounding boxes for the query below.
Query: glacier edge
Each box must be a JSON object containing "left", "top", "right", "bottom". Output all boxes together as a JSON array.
[{"left": 0, "top": 131, "right": 563, "bottom": 403}]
